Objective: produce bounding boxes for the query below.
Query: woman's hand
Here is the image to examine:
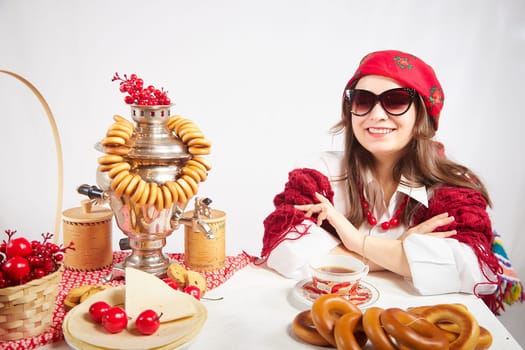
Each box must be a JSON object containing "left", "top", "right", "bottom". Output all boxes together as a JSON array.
[
  {"left": 398, "top": 212, "right": 456, "bottom": 240},
  {"left": 295, "top": 192, "right": 362, "bottom": 254},
  {"left": 294, "top": 192, "right": 345, "bottom": 227}
]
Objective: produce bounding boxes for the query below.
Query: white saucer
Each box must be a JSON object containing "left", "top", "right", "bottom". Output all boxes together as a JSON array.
[{"left": 291, "top": 279, "right": 379, "bottom": 309}]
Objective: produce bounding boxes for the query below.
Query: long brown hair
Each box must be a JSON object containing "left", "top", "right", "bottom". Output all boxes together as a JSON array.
[{"left": 331, "top": 89, "right": 492, "bottom": 227}]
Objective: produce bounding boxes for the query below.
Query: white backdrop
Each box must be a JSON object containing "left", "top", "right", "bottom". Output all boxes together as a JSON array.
[{"left": 1, "top": 0, "right": 524, "bottom": 345}]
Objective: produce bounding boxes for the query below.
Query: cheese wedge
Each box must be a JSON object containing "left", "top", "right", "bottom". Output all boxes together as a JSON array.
[{"left": 125, "top": 267, "right": 196, "bottom": 323}]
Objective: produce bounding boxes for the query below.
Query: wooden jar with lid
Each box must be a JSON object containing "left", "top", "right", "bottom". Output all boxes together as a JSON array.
[
  {"left": 62, "top": 200, "right": 113, "bottom": 271},
  {"left": 183, "top": 209, "right": 226, "bottom": 271}
]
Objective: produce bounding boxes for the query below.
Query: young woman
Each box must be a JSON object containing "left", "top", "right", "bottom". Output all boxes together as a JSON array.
[{"left": 260, "top": 50, "right": 503, "bottom": 311}]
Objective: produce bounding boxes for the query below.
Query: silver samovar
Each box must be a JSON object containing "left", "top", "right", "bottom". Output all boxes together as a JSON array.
[{"left": 80, "top": 104, "right": 213, "bottom": 279}]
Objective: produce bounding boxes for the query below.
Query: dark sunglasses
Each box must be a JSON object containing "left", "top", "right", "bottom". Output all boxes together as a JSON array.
[{"left": 344, "top": 87, "right": 416, "bottom": 117}]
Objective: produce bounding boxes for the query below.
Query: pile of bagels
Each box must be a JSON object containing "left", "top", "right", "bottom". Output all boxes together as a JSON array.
[
  {"left": 292, "top": 294, "right": 492, "bottom": 350},
  {"left": 98, "top": 114, "right": 211, "bottom": 209}
]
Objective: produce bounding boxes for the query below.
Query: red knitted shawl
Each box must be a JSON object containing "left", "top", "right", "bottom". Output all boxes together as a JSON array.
[
  {"left": 261, "top": 168, "right": 503, "bottom": 312},
  {"left": 260, "top": 168, "right": 336, "bottom": 260},
  {"left": 412, "top": 185, "right": 502, "bottom": 312}
]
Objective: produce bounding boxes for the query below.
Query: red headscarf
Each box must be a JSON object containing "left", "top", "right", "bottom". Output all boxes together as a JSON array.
[{"left": 345, "top": 50, "right": 444, "bottom": 130}]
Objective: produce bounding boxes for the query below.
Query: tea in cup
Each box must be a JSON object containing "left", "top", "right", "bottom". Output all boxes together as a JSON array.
[{"left": 309, "top": 254, "right": 369, "bottom": 296}]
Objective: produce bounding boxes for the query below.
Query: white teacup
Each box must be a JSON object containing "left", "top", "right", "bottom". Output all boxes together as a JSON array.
[{"left": 309, "top": 254, "right": 369, "bottom": 296}]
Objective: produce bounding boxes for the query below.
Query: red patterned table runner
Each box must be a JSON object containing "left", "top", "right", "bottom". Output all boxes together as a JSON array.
[{"left": 0, "top": 251, "right": 254, "bottom": 350}]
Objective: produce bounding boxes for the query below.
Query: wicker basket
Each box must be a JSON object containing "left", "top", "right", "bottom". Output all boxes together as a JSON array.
[
  {"left": 0, "top": 70, "right": 64, "bottom": 341},
  {"left": 0, "top": 267, "right": 62, "bottom": 341}
]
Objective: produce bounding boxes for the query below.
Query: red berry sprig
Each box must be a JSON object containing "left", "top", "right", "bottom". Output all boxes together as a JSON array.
[
  {"left": 0, "top": 229, "right": 75, "bottom": 288},
  {"left": 112, "top": 72, "right": 171, "bottom": 106}
]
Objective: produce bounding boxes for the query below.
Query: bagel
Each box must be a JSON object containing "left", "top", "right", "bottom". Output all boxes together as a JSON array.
[
  {"left": 164, "top": 181, "right": 180, "bottom": 204},
  {"left": 186, "top": 159, "right": 208, "bottom": 173},
  {"left": 106, "top": 128, "right": 131, "bottom": 140},
  {"left": 181, "top": 174, "right": 199, "bottom": 195},
  {"left": 97, "top": 155, "right": 123, "bottom": 165},
  {"left": 362, "top": 306, "right": 397, "bottom": 350},
  {"left": 155, "top": 187, "right": 164, "bottom": 211},
  {"left": 110, "top": 170, "right": 130, "bottom": 191},
  {"left": 137, "top": 180, "right": 151, "bottom": 206},
  {"left": 292, "top": 310, "right": 331, "bottom": 347},
  {"left": 103, "top": 145, "right": 131, "bottom": 156},
  {"left": 172, "top": 180, "right": 187, "bottom": 206},
  {"left": 191, "top": 156, "right": 212, "bottom": 171},
  {"left": 181, "top": 131, "right": 205, "bottom": 143},
  {"left": 188, "top": 164, "right": 207, "bottom": 181},
  {"left": 101, "top": 136, "right": 127, "bottom": 147},
  {"left": 334, "top": 311, "right": 368, "bottom": 350},
  {"left": 113, "top": 173, "right": 134, "bottom": 198},
  {"left": 161, "top": 184, "right": 173, "bottom": 210},
  {"left": 380, "top": 308, "right": 449, "bottom": 350},
  {"left": 188, "top": 146, "right": 210, "bottom": 155},
  {"left": 146, "top": 182, "right": 159, "bottom": 207},
  {"left": 107, "top": 162, "right": 131, "bottom": 179},
  {"left": 108, "top": 122, "right": 133, "bottom": 137},
  {"left": 130, "top": 178, "right": 147, "bottom": 203},
  {"left": 420, "top": 304, "right": 480, "bottom": 350},
  {"left": 311, "top": 294, "right": 362, "bottom": 347},
  {"left": 187, "top": 137, "right": 212, "bottom": 148},
  {"left": 166, "top": 115, "right": 183, "bottom": 129},
  {"left": 181, "top": 166, "right": 202, "bottom": 183},
  {"left": 124, "top": 174, "right": 141, "bottom": 197},
  {"left": 113, "top": 114, "right": 134, "bottom": 128}
]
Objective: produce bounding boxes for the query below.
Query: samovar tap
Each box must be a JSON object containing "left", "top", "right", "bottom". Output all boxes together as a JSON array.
[{"left": 77, "top": 184, "right": 110, "bottom": 203}]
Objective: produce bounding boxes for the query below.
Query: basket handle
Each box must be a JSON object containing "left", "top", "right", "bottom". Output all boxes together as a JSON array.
[{"left": 0, "top": 70, "right": 64, "bottom": 243}]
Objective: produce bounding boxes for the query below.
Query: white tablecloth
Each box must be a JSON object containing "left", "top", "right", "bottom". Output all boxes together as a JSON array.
[{"left": 43, "top": 264, "right": 522, "bottom": 349}]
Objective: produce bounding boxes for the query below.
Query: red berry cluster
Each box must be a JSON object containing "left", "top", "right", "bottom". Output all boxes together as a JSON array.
[
  {"left": 112, "top": 72, "right": 171, "bottom": 106},
  {"left": 0, "top": 230, "right": 74, "bottom": 288}
]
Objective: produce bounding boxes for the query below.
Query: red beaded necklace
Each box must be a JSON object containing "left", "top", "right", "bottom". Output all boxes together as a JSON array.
[{"left": 360, "top": 190, "right": 409, "bottom": 230}]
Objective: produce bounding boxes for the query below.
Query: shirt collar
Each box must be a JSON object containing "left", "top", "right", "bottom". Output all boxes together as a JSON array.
[
  {"left": 397, "top": 176, "right": 428, "bottom": 207},
  {"left": 363, "top": 171, "right": 428, "bottom": 207}
]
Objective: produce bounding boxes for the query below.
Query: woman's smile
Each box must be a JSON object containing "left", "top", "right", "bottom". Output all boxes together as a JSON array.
[{"left": 367, "top": 127, "right": 395, "bottom": 135}]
